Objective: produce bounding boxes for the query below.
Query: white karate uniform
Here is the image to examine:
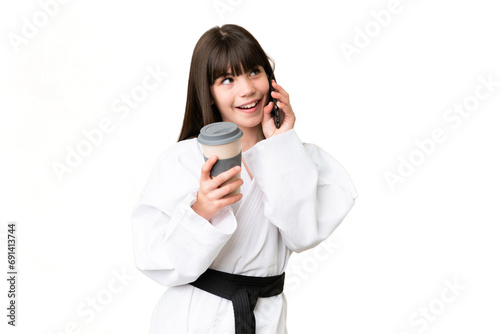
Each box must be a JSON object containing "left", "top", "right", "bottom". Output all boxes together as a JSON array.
[{"left": 132, "top": 129, "right": 357, "bottom": 333}]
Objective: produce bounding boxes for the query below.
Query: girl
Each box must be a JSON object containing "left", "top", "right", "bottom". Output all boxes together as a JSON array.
[{"left": 132, "top": 24, "right": 357, "bottom": 333}]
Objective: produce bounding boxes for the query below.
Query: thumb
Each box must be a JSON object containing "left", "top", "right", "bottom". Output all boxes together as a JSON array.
[
  {"left": 262, "top": 100, "right": 274, "bottom": 121},
  {"left": 200, "top": 155, "right": 217, "bottom": 182}
]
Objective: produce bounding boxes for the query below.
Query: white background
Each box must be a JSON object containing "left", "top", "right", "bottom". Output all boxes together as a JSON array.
[{"left": 1, "top": 0, "right": 499, "bottom": 333}]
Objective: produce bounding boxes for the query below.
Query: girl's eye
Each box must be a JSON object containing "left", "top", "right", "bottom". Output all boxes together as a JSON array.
[
  {"left": 250, "top": 68, "right": 260, "bottom": 76},
  {"left": 222, "top": 77, "right": 232, "bottom": 85}
]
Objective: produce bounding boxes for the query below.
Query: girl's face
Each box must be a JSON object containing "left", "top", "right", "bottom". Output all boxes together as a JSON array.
[{"left": 210, "top": 65, "right": 270, "bottom": 131}]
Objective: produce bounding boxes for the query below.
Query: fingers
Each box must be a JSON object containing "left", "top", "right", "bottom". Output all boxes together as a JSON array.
[
  {"left": 211, "top": 177, "right": 244, "bottom": 200},
  {"left": 200, "top": 168, "right": 243, "bottom": 205},
  {"left": 269, "top": 80, "right": 296, "bottom": 132},
  {"left": 271, "top": 80, "right": 290, "bottom": 103},
  {"left": 220, "top": 192, "right": 243, "bottom": 206},
  {"left": 201, "top": 160, "right": 242, "bottom": 191},
  {"left": 196, "top": 160, "right": 244, "bottom": 221},
  {"left": 270, "top": 82, "right": 291, "bottom": 113},
  {"left": 200, "top": 155, "right": 217, "bottom": 182},
  {"left": 271, "top": 92, "right": 289, "bottom": 109},
  {"left": 212, "top": 165, "right": 241, "bottom": 188},
  {"left": 271, "top": 80, "right": 287, "bottom": 94}
]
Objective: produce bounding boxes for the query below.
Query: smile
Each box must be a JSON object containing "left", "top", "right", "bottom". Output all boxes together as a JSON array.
[{"left": 236, "top": 99, "right": 261, "bottom": 113}]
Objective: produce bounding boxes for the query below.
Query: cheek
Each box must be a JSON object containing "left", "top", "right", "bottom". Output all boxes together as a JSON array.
[
  {"left": 217, "top": 95, "right": 233, "bottom": 109},
  {"left": 211, "top": 88, "right": 229, "bottom": 108},
  {"left": 259, "top": 81, "right": 271, "bottom": 104}
]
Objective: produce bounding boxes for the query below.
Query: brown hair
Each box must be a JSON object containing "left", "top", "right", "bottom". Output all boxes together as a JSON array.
[{"left": 177, "top": 24, "right": 275, "bottom": 141}]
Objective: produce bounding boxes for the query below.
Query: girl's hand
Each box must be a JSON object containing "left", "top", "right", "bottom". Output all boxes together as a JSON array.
[
  {"left": 262, "top": 80, "right": 296, "bottom": 138},
  {"left": 191, "top": 155, "right": 244, "bottom": 222}
]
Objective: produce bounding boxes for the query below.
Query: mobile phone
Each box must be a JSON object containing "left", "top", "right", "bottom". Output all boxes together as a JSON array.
[{"left": 267, "top": 74, "right": 281, "bottom": 129}]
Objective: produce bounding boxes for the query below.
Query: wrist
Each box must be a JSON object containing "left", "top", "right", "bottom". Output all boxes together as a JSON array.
[{"left": 191, "top": 201, "right": 213, "bottom": 222}]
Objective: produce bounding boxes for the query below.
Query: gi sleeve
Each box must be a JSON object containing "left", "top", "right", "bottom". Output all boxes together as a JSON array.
[
  {"left": 243, "top": 129, "right": 357, "bottom": 253},
  {"left": 131, "top": 141, "right": 237, "bottom": 286}
]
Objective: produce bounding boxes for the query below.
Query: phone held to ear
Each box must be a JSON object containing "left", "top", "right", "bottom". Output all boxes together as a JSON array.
[{"left": 267, "top": 74, "right": 281, "bottom": 129}]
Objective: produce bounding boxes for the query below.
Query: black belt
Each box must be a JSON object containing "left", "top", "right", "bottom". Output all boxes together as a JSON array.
[{"left": 190, "top": 269, "right": 285, "bottom": 334}]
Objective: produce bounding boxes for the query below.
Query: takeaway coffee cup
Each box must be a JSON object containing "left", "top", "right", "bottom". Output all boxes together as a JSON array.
[{"left": 198, "top": 122, "right": 244, "bottom": 196}]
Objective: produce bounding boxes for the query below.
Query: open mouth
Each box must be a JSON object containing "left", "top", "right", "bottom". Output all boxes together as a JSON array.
[{"left": 236, "top": 100, "right": 260, "bottom": 112}]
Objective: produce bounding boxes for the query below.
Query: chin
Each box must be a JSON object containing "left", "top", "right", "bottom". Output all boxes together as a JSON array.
[
  {"left": 236, "top": 116, "right": 263, "bottom": 129},
  {"left": 222, "top": 113, "right": 263, "bottom": 129}
]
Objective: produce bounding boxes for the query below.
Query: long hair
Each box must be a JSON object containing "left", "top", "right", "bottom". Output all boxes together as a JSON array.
[{"left": 177, "top": 24, "right": 275, "bottom": 141}]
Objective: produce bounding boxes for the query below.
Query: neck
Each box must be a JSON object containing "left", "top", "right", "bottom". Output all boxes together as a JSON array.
[{"left": 240, "top": 125, "right": 265, "bottom": 152}]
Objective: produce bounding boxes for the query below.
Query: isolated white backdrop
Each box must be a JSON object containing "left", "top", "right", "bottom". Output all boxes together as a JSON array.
[{"left": 1, "top": 0, "right": 499, "bottom": 333}]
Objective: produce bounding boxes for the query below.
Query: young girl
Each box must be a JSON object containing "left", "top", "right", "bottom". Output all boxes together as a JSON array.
[{"left": 132, "top": 24, "right": 357, "bottom": 334}]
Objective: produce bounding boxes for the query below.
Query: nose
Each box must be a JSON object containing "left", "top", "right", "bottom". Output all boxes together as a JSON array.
[{"left": 238, "top": 77, "right": 256, "bottom": 97}]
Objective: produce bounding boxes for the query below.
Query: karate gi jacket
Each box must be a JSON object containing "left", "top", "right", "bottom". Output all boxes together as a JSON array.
[{"left": 132, "top": 129, "right": 357, "bottom": 333}]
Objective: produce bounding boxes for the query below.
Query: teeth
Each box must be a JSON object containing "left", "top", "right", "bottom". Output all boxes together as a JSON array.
[{"left": 239, "top": 101, "right": 258, "bottom": 109}]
